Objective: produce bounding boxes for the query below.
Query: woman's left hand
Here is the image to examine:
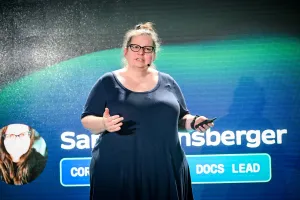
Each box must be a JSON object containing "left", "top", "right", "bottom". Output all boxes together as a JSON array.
[{"left": 194, "top": 116, "right": 214, "bottom": 132}]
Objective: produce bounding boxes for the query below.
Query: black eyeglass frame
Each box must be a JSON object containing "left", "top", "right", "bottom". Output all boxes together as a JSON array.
[
  {"left": 1, "top": 131, "right": 32, "bottom": 139},
  {"left": 127, "top": 44, "right": 155, "bottom": 53}
]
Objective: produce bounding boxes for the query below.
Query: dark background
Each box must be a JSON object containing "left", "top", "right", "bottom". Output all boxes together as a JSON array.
[
  {"left": 0, "top": 1, "right": 300, "bottom": 200},
  {"left": 0, "top": 0, "right": 299, "bottom": 87}
]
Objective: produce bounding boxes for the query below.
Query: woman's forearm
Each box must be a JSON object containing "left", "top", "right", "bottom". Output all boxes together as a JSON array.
[
  {"left": 183, "top": 114, "right": 195, "bottom": 131},
  {"left": 178, "top": 114, "right": 195, "bottom": 131},
  {"left": 81, "top": 115, "right": 106, "bottom": 134}
]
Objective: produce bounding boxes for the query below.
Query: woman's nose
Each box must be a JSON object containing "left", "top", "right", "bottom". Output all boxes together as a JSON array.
[{"left": 137, "top": 48, "right": 145, "bottom": 55}]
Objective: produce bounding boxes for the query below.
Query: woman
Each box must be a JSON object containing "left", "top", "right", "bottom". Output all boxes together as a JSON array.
[
  {"left": 0, "top": 124, "right": 47, "bottom": 185},
  {"left": 81, "top": 22, "right": 214, "bottom": 200}
]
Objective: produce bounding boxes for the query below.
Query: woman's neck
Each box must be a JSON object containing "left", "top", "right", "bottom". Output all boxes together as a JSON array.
[
  {"left": 123, "top": 65, "right": 154, "bottom": 80},
  {"left": 11, "top": 156, "right": 21, "bottom": 163}
]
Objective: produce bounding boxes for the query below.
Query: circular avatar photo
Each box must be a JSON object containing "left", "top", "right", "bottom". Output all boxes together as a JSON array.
[{"left": 0, "top": 123, "right": 48, "bottom": 185}]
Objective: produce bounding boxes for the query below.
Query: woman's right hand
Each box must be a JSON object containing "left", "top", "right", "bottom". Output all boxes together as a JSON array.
[{"left": 102, "top": 108, "right": 124, "bottom": 132}]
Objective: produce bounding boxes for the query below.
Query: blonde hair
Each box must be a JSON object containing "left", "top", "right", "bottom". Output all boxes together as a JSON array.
[{"left": 122, "top": 22, "right": 161, "bottom": 67}]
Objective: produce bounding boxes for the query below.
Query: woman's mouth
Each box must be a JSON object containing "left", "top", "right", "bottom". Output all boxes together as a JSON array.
[{"left": 136, "top": 58, "right": 144, "bottom": 62}]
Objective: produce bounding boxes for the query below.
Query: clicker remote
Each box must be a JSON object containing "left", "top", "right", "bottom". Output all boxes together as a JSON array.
[{"left": 195, "top": 117, "right": 217, "bottom": 129}]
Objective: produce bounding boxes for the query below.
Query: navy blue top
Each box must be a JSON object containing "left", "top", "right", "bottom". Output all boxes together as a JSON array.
[{"left": 81, "top": 71, "right": 194, "bottom": 200}]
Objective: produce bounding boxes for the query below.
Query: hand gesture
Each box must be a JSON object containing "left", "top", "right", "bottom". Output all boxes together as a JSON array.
[{"left": 102, "top": 108, "right": 124, "bottom": 132}]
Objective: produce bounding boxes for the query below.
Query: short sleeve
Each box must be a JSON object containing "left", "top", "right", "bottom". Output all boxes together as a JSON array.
[
  {"left": 81, "top": 77, "right": 107, "bottom": 119},
  {"left": 171, "top": 78, "right": 190, "bottom": 119}
]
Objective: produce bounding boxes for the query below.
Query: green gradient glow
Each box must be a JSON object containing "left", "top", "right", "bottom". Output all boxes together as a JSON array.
[{"left": 1, "top": 36, "right": 300, "bottom": 109}]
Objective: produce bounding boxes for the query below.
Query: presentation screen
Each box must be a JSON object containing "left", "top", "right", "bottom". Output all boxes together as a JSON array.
[{"left": 1, "top": 1, "right": 299, "bottom": 200}]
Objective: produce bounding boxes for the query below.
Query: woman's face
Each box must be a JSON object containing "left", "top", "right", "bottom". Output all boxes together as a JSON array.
[
  {"left": 3, "top": 124, "right": 31, "bottom": 162},
  {"left": 124, "top": 34, "right": 156, "bottom": 68}
]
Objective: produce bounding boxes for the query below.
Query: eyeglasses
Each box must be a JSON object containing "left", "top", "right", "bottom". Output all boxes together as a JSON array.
[
  {"left": 2, "top": 131, "right": 31, "bottom": 140},
  {"left": 128, "top": 44, "right": 155, "bottom": 53}
]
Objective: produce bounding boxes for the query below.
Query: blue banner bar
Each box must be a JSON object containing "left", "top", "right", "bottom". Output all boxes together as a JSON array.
[
  {"left": 60, "top": 157, "right": 91, "bottom": 187},
  {"left": 60, "top": 153, "right": 271, "bottom": 186},
  {"left": 187, "top": 153, "right": 271, "bottom": 184}
]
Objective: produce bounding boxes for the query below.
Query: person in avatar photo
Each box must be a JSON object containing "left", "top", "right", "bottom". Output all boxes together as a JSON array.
[{"left": 0, "top": 124, "right": 47, "bottom": 185}]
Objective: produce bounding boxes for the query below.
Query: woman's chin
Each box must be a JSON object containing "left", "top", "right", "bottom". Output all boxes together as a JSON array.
[{"left": 133, "top": 64, "right": 147, "bottom": 69}]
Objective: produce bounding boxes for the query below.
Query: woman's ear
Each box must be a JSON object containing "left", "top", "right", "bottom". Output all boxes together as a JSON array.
[
  {"left": 123, "top": 48, "right": 128, "bottom": 57},
  {"left": 152, "top": 53, "right": 156, "bottom": 62}
]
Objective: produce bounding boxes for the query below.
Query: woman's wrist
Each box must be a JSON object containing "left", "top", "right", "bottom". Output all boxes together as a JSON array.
[
  {"left": 102, "top": 117, "right": 106, "bottom": 130},
  {"left": 190, "top": 115, "right": 199, "bottom": 130}
]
